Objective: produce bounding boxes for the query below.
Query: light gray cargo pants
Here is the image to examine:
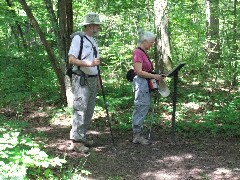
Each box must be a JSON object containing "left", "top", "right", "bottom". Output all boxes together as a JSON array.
[
  {"left": 132, "top": 76, "right": 151, "bottom": 134},
  {"left": 70, "top": 74, "right": 98, "bottom": 141}
]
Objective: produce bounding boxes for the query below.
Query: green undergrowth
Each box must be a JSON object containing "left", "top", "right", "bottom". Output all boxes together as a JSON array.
[
  {"left": 174, "top": 87, "right": 240, "bottom": 138},
  {"left": 0, "top": 115, "right": 66, "bottom": 179}
]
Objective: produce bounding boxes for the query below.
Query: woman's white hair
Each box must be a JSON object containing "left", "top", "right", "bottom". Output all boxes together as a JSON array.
[{"left": 137, "top": 29, "right": 156, "bottom": 45}]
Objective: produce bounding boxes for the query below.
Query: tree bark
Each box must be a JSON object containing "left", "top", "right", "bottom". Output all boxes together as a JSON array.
[
  {"left": 44, "top": 0, "right": 62, "bottom": 57},
  {"left": 5, "top": 0, "right": 27, "bottom": 49},
  {"left": 58, "top": 0, "right": 73, "bottom": 106},
  {"left": 230, "top": 0, "right": 238, "bottom": 86},
  {"left": 18, "top": 0, "right": 67, "bottom": 104},
  {"left": 154, "top": 0, "right": 172, "bottom": 73},
  {"left": 205, "top": 0, "right": 220, "bottom": 63}
]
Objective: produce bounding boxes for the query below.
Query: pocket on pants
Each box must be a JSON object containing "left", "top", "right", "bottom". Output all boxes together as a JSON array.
[
  {"left": 133, "top": 78, "right": 150, "bottom": 106},
  {"left": 73, "top": 96, "right": 84, "bottom": 111},
  {"left": 72, "top": 80, "right": 87, "bottom": 111}
]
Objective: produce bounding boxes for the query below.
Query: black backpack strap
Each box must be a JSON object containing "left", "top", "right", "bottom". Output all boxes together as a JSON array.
[
  {"left": 77, "top": 35, "right": 84, "bottom": 70},
  {"left": 75, "top": 34, "right": 98, "bottom": 71},
  {"left": 78, "top": 35, "right": 84, "bottom": 60},
  {"left": 137, "top": 47, "right": 154, "bottom": 71},
  {"left": 66, "top": 33, "right": 85, "bottom": 77},
  {"left": 83, "top": 35, "right": 98, "bottom": 58}
]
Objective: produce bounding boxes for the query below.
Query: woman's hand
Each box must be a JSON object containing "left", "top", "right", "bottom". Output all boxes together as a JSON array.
[{"left": 153, "top": 74, "right": 166, "bottom": 81}]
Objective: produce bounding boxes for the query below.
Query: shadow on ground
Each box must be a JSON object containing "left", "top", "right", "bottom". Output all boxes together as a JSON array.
[{"left": 27, "top": 117, "right": 240, "bottom": 180}]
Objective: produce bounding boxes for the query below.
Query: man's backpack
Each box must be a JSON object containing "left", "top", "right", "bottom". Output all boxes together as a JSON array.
[{"left": 66, "top": 32, "right": 84, "bottom": 78}]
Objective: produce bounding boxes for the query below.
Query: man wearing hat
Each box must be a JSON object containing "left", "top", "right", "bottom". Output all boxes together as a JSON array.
[{"left": 68, "top": 12, "right": 102, "bottom": 153}]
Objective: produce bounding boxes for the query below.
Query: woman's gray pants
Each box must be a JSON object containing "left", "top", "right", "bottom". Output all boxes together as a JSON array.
[
  {"left": 70, "top": 74, "right": 98, "bottom": 141},
  {"left": 132, "top": 76, "right": 151, "bottom": 134}
]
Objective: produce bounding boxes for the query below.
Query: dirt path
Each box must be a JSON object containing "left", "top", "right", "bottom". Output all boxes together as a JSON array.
[{"left": 29, "top": 118, "right": 240, "bottom": 180}]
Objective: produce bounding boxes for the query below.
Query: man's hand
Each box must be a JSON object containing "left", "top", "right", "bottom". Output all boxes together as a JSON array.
[{"left": 90, "top": 58, "right": 100, "bottom": 67}]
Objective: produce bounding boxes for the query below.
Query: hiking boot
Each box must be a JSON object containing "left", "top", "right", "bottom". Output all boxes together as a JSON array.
[
  {"left": 133, "top": 134, "right": 151, "bottom": 145},
  {"left": 68, "top": 141, "right": 89, "bottom": 153},
  {"left": 81, "top": 138, "right": 94, "bottom": 147},
  {"left": 72, "top": 139, "right": 94, "bottom": 147}
]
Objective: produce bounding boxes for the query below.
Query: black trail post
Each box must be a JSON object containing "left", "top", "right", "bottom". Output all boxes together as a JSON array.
[{"left": 167, "top": 63, "right": 186, "bottom": 140}]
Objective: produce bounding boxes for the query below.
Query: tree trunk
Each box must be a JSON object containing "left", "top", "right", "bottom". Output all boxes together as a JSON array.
[
  {"left": 5, "top": 0, "right": 27, "bottom": 49},
  {"left": 44, "top": 0, "right": 62, "bottom": 56},
  {"left": 18, "top": 0, "right": 67, "bottom": 104},
  {"left": 230, "top": 0, "right": 238, "bottom": 86},
  {"left": 154, "top": 0, "right": 172, "bottom": 73},
  {"left": 44, "top": 0, "right": 72, "bottom": 105},
  {"left": 58, "top": 0, "right": 73, "bottom": 106},
  {"left": 205, "top": 0, "right": 220, "bottom": 63}
]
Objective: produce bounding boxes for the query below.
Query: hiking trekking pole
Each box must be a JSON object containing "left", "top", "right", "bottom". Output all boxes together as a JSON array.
[
  {"left": 89, "top": 38, "right": 115, "bottom": 150},
  {"left": 97, "top": 65, "right": 116, "bottom": 150},
  {"left": 148, "top": 91, "right": 158, "bottom": 140}
]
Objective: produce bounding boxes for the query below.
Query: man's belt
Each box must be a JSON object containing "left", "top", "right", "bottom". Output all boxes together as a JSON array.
[
  {"left": 87, "top": 74, "right": 98, "bottom": 77},
  {"left": 73, "top": 72, "right": 98, "bottom": 77}
]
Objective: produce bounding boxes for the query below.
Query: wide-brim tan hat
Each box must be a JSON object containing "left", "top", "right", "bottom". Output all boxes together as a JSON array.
[
  {"left": 81, "top": 12, "right": 102, "bottom": 26},
  {"left": 158, "top": 79, "right": 170, "bottom": 97}
]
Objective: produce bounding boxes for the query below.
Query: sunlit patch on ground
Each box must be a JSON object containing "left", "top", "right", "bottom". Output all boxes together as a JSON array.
[
  {"left": 210, "top": 168, "right": 240, "bottom": 180},
  {"left": 35, "top": 126, "right": 53, "bottom": 132},
  {"left": 141, "top": 172, "right": 179, "bottom": 180},
  {"left": 183, "top": 102, "right": 200, "bottom": 110}
]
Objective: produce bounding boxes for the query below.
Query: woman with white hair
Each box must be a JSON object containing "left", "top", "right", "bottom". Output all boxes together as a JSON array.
[{"left": 132, "top": 30, "right": 165, "bottom": 145}]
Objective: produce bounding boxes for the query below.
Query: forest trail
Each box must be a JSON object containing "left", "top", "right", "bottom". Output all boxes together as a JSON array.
[{"left": 24, "top": 112, "right": 240, "bottom": 180}]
